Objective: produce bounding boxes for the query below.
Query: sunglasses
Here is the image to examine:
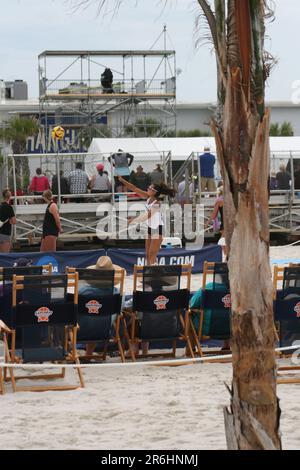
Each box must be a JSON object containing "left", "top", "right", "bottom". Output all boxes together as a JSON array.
[{"left": 148, "top": 186, "right": 157, "bottom": 192}]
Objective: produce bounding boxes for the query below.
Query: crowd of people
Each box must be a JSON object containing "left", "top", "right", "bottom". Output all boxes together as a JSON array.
[{"left": 16, "top": 153, "right": 166, "bottom": 204}]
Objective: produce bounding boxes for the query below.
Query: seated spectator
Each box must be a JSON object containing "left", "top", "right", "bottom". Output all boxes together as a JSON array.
[
  {"left": 30, "top": 168, "right": 50, "bottom": 196},
  {"left": 276, "top": 163, "right": 291, "bottom": 190},
  {"left": 90, "top": 163, "right": 111, "bottom": 194},
  {"left": 51, "top": 170, "right": 70, "bottom": 200},
  {"left": 295, "top": 163, "right": 300, "bottom": 190},
  {"left": 190, "top": 276, "right": 230, "bottom": 350},
  {"left": 68, "top": 162, "right": 89, "bottom": 202},
  {"left": 269, "top": 171, "right": 278, "bottom": 190},
  {"left": 149, "top": 164, "right": 164, "bottom": 185},
  {"left": 129, "top": 165, "right": 149, "bottom": 192},
  {"left": 79, "top": 256, "right": 125, "bottom": 356}
]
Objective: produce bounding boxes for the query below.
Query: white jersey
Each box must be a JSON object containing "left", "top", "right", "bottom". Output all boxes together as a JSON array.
[{"left": 145, "top": 198, "right": 163, "bottom": 229}]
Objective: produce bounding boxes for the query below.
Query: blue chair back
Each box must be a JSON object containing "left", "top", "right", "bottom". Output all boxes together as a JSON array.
[
  {"left": 275, "top": 267, "right": 300, "bottom": 346},
  {"left": 72, "top": 268, "right": 124, "bottom": 343},
  {"left": 133, "top": 265, "right": 191, "bottom": 341},
  {"left": 12, "top": 274, "right": 77, "bottom": 363},
  {"left": 201, "top": 262, "right": 231, "bottom": 339}
]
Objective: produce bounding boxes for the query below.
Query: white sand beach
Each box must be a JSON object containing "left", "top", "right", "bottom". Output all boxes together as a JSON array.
[
  {"left": 0, "top": 362, "right": 299, "bottom": 450},
  {"left": 0, "top": 244, "right": 300, "bottom": 450}
]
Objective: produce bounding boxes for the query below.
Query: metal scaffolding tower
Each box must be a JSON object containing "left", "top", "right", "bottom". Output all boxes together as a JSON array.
[{"left": 38, "top": 43, "right": 176, "bottom": 151}]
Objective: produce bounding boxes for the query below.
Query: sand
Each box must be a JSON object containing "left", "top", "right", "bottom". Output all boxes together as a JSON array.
[
  {"left": 0, "top": 362, "right": 299, "bottom": 450},
  {"left": 0, "top": 244, "right": 300, "bottom": 450}
]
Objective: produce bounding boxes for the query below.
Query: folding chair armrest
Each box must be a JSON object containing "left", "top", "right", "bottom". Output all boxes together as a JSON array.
[{"left": 0, "top": 320, "right": 12, "bottom": 335}]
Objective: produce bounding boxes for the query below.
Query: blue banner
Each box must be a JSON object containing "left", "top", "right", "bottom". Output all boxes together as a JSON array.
[
  {"left": 0, "top": 245, "right": 221, "bottom": 274},
  {"left": 107, "top": 245, "right": 222, "bottom": 274},
  {"left": 0, "top": 249, "right": 106, "bottom": 274}
]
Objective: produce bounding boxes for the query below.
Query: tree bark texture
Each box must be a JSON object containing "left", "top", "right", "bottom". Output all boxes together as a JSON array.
[{"left": 212, "top": 66, "right": 281, "bottom": 449}]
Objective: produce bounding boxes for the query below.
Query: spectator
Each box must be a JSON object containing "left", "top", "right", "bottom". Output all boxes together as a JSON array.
[
  {"left": 190, "top": 270, "right": 230, "bottom": 351},
  {"left": 199, "top": 147, "right": 216, "bottom": 192},
  {"left": 276, "top": 163, "right": 291, "bottom": 190},
  {"left": 295, "top": 163, "right": 300, "bottom": 190},
  {"left": 149, "top": 164, "right": 164, "bottom": 185},
  {"left": 0, "top": 189, "right": 16, "bottom": 253},
  {"left": 40, "top": 190, "right": 61, "bottom": 252},
  {"left": 90, "top": 163, "right": 111, "bottom": 195},
  {"left": 130, "top": 165, "right": 149, "bottom": 192},
  {"left": 51, "top": 170, "right": 70, "bottom": 197},
  {"left": 101, "top": 68, "right": 113, "bottom": 93},
  {"left": 68, "top": 162, "right": 89, "bottom": 202},
  {"left": 80, "top": 256, "right": 125, "bottom": 356},
  {"left": 109, "top": 149, "right": 134, "bottom": 192},
  {"left": 269, "top": 171, "right": 278, "bottom": 190},
  {"left": 30, "top": 168, "right": 50, "bottom": 196}
]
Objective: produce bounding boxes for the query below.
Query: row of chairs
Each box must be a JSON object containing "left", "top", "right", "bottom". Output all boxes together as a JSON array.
[
  {"left": 1, "top": 261, "right": 299, "bottom": 392},
  {"left": 0, "top": 264, "right": 195, "bottom": 392},
  {"left": 192, "top": 261, "right": 300, "bottom": 352}
]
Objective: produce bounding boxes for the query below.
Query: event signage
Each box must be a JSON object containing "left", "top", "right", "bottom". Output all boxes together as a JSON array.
[{"left": 0, "top": 246, "right": 221, "bottom": 274}]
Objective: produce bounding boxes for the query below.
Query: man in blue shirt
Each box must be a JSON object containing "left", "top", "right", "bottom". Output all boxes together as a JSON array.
[{"left": 199, "top": 147, "right": 216, "bottom": 192}]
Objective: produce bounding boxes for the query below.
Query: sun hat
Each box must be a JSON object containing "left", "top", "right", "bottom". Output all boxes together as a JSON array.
[
  {"left": 86, "top": 256, "right": 123, "bottom": 272},
  {"left": 85, "top": 256, "right": 125, "bottom": 288}
]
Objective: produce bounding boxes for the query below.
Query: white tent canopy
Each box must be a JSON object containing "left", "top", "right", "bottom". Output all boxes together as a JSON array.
[
  {"left": 86, "top": 136, "right": 300, "bottom": 176},
  {"left": 88, "top": 137, "right": 214, "bottom": 160}
]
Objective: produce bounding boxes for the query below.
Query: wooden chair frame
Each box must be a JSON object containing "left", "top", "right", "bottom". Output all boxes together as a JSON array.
[
  {"left": 127, "top": 264, "right": 194, "bottom": 361},
  {"left": 67, "top": 267, "right": 131, "bottom": 363},
  {"left": 273, "top": 263, "right": 300, "bottom": 299},
  {"left": 2, "top": 272, "right": 84, "bottom": 392},
  {"left": 1, "top": 264, "right": 53, "bottom": 383}
]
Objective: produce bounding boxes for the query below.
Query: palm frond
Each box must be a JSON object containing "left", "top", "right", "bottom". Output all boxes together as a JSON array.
[{"left": 196, "top": 0, "right": 218, "bottom": 51}]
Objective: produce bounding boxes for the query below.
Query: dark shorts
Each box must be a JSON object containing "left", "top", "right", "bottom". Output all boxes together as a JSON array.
[{"left": 147, "top": 225, "right": 163, "bottom": 237}]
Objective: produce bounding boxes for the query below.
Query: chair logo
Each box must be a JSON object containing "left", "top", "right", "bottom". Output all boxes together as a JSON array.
[
  {"left": 154, "top": 295, "right": 169, "bottom": 310},
  {"left": 85, "top": 300, "right": 102, "bottom": 315},
  {"left": 294, "top": 302, "right": 300, "bottom": 318},
  {"left": 34, "top": 306, "right": 53, "bottom": 323},
  {"left": 222, "top": 294, "right": 231, "bottom": 309}
]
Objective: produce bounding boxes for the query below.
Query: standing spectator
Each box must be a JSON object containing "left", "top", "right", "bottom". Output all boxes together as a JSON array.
[
  {"left": 30, "top": 168, "right": 50, "bottom": 196},
  {"left": 40, "top": 190, "right": 61, "bottom": 252},
  {"left": 199, "top": 147, "right": 216, "bottom": 192},
  {"left": 130, "top": 165, "right": 149, "bottom": 191},
  {"left": 109, "top": 149, "right": 134, "bottom": 192},
  {"left": 68, "top": 162, "right": 89, "bottom": 202},
  {"left": 90, "top": 163, "right": 111, "bottom": 194},
  {"left": 0, "top": 189, "right": 16, "bottom": 253},
  {"left": 149, "top": 164, "right": 164, "bottom": 185},
  {"left": 276, "top": 163, "right": 291, "bottom": 190}
]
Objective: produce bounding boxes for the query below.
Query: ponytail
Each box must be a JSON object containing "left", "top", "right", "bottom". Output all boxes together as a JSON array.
[{"left": 154, "top": 182, "right": 176, "bottom": 198}]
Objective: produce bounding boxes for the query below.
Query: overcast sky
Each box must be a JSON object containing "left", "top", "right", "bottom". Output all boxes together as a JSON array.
[{"left": 0, "top": 0, "right": 299, "bottom": 103}]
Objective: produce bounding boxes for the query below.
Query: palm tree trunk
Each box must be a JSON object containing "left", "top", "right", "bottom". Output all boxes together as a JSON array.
[{"left": 212, "top": 66, "right": 281, "bottom": 449}]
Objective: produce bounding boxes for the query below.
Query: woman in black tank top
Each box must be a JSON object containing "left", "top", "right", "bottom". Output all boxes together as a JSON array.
[{"left": 40, "top": 190, "right": 61, "bottom": 252}]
